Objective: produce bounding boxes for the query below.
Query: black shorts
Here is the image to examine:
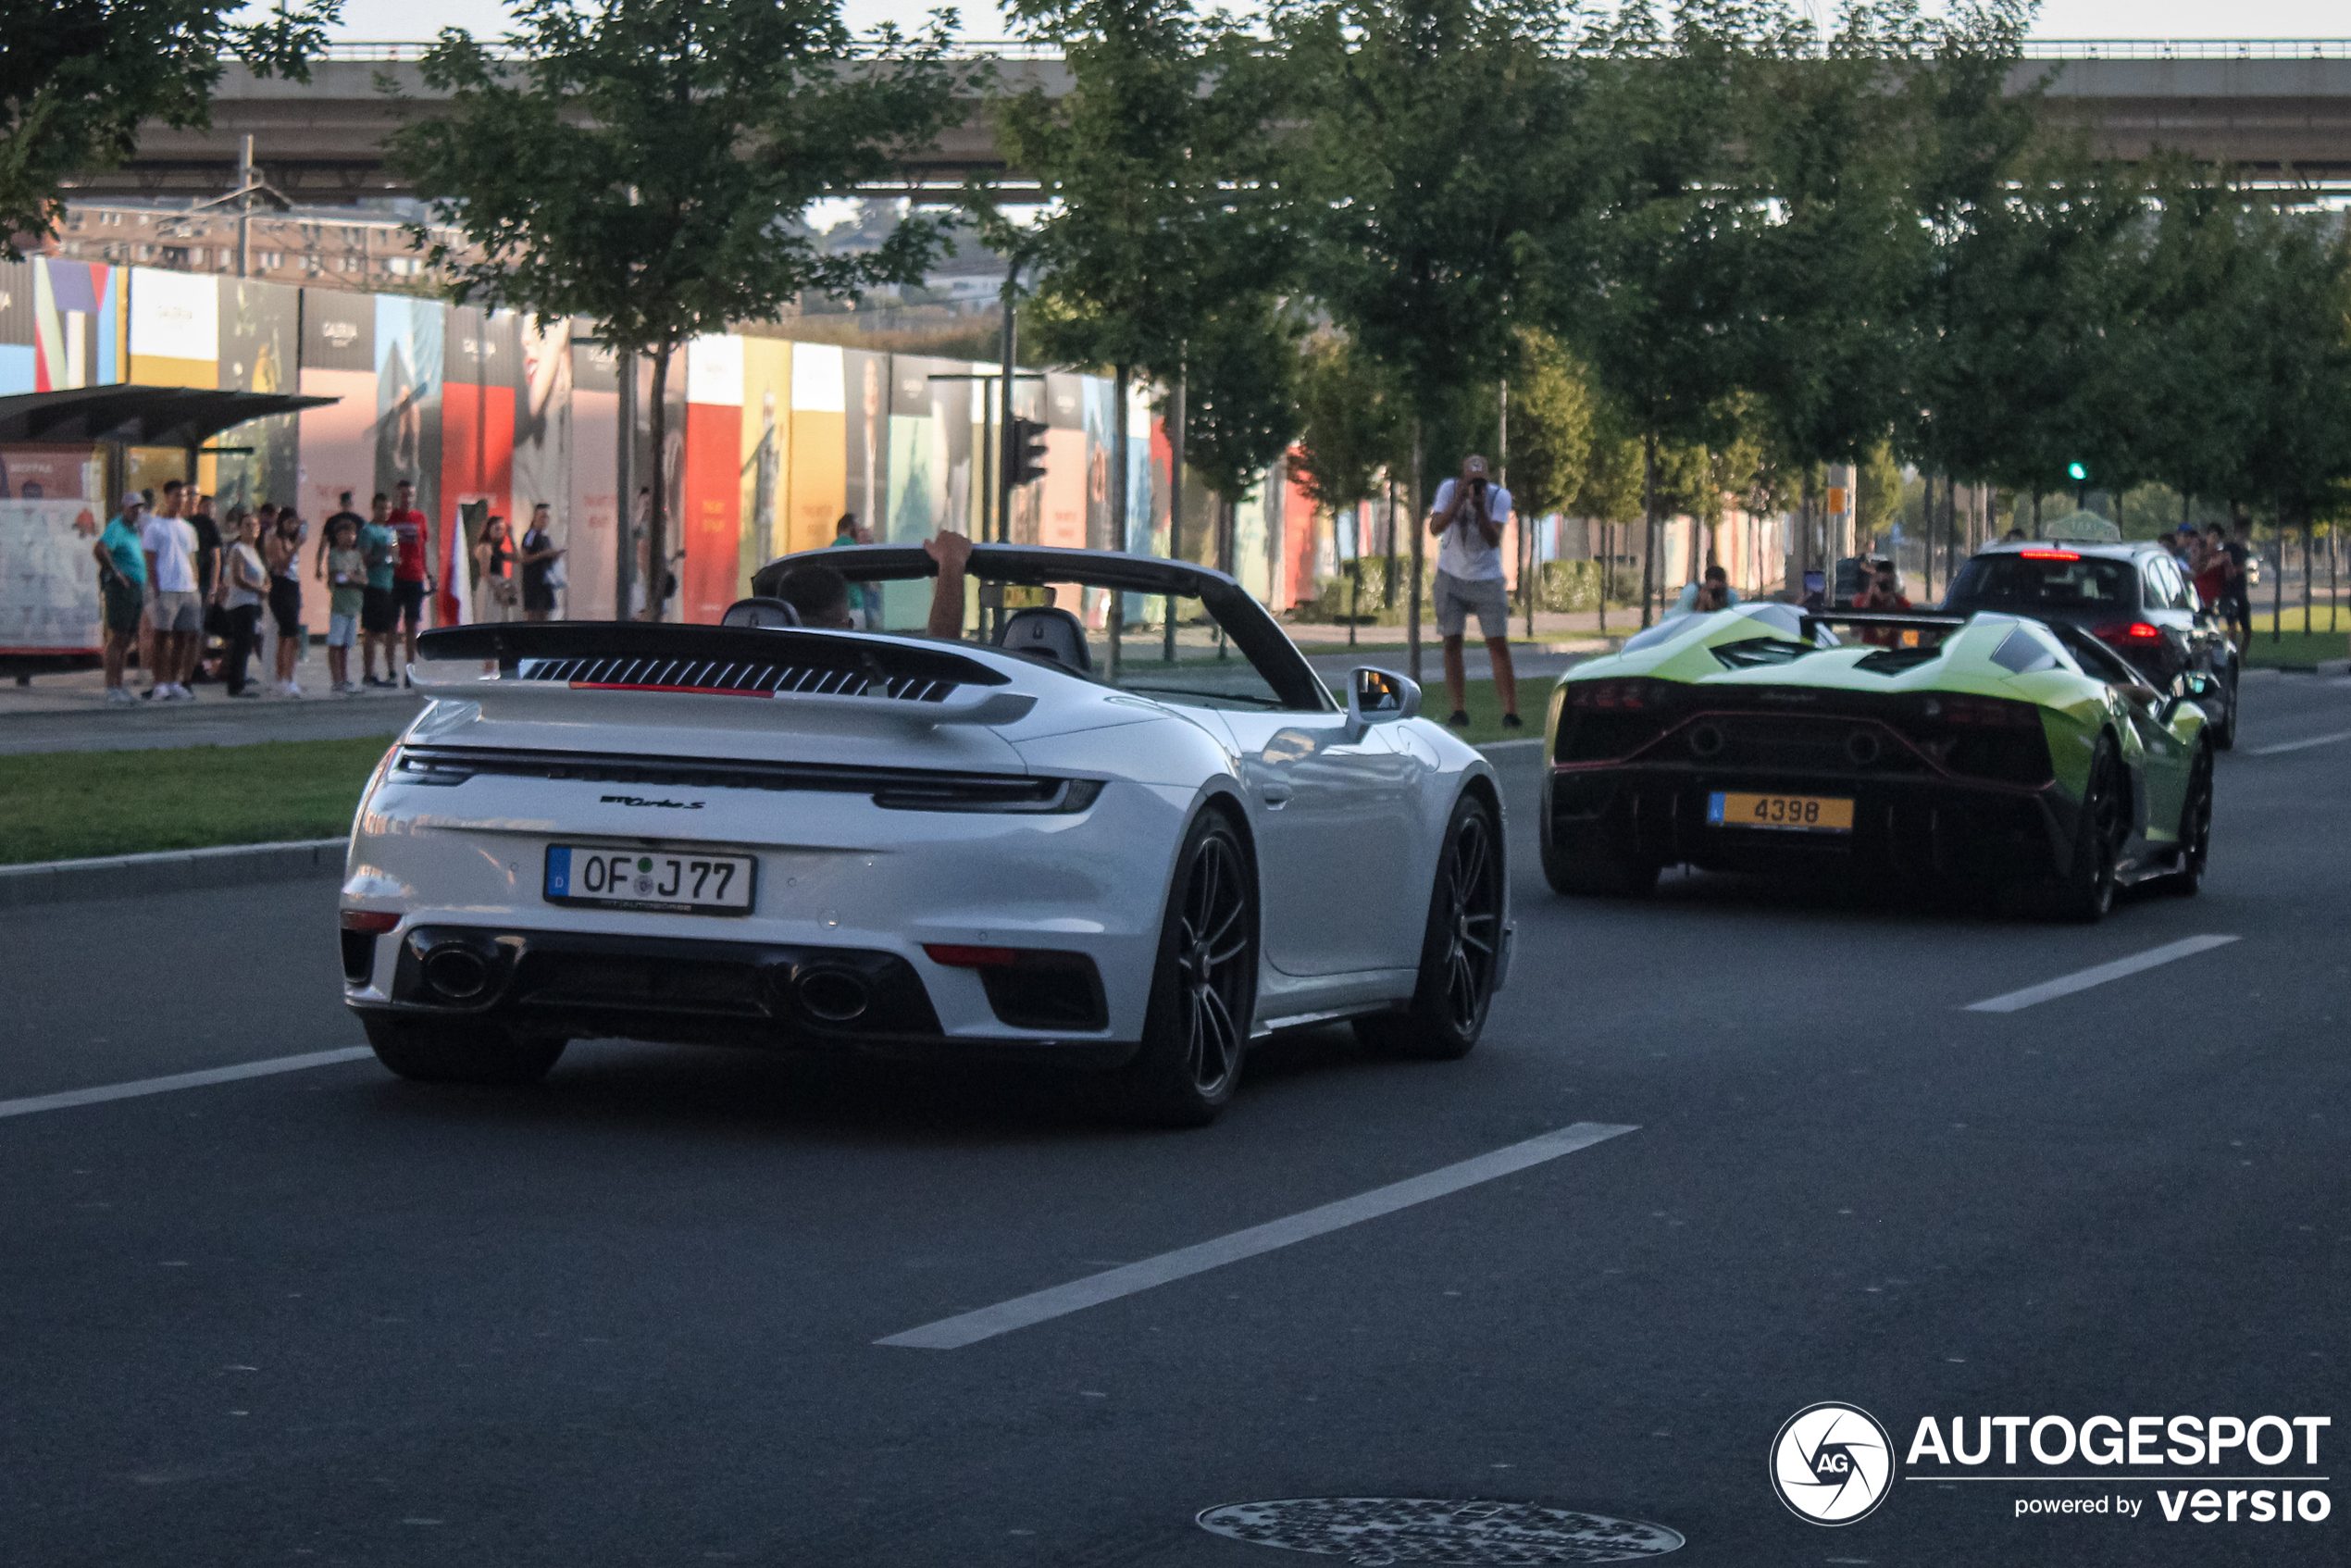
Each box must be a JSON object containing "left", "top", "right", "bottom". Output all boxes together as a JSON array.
[
  {"left": 392, "top": 579, "right": 427, "bottom": 629},
  {"left": 361, "top": 584, "right": 395, "bottom": 634},
  {"left": 267, "top": 578, "right": 303, "bottom": 638},
  {"left": 523, "top": 579, "right": 557, "bottom": 614},
  {"left": 102, "top": 578, "right": 145, "bottom": 637}
]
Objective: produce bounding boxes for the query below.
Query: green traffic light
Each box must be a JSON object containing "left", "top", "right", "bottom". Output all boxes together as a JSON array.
[{"left": 2067, "top": 462, "right": 2087, "bottom": 481}]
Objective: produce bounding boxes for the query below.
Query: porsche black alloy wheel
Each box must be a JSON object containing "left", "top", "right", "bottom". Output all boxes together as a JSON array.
[
  {"left": 1359, "top": 792, "right": 1503, "bottom": 1061},
  {"left": 362, "top": 1015, "right": 567, "bottom": 1085},
  {"left": 1111, "top": 810, "right": 1257, "bottom": 1126},
  {"left": 2053, "top": 736, "right": 2128, "bottom": 922},
  {"left": 2169, "top": 742, "right": 2214, "bottom": 897}
]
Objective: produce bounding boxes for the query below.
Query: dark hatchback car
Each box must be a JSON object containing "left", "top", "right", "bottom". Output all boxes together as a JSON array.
[{"left": 1941, "top": 541, "right": 2240, "bottom": 749}]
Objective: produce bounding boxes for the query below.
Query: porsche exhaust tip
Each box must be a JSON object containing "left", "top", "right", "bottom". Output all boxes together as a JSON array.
[
  {"left": 420, "top": 945, "right": 492, "bottom": 1001},
  {"left": 796, "top": 969, "right": 870, "bottom": 1024}
]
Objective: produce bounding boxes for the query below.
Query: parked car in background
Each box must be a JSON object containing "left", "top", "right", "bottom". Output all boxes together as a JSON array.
[{"left": 1939, "top": 540, "right": 2240, "bottom": 749}]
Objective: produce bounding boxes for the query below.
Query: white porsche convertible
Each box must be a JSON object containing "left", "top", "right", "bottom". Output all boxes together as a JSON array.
[{"left": 339, "top": 543, "right": 1511, "bottom": 1125}]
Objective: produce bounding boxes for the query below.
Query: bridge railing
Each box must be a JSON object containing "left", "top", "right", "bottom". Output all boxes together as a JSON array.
[
  {"left": 313, "top": 35, "right": 2351, "bottom": 65},
  {"left": 310, "top": 37, "right": 1063, "bottom": 63},
  {"left": 2020, "top": 39, "right": 2351, "bottom": 59}
]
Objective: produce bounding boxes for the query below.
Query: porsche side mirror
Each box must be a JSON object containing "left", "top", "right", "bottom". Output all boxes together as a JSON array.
[{"left": 1348, "top": 666, "right": 1420, "bottom": 739}]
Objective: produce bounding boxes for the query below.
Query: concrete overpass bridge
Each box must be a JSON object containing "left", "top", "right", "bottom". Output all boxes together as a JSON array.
[{"left": 59, "top": 38, "right": 2351, "bottom": 207}]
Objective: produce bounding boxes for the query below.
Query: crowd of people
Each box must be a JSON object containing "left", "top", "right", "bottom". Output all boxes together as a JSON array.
[
  {"left": 2160, "top": 519, "right": 2255, "bottom": 650},
  {"left": 88, "top": 479, "right": 564, "bottom": 704}
]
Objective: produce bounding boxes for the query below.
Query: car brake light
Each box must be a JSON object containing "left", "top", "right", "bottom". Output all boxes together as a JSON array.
[
  {"left": 2021, "top": 549, "right": 2080, "bottom": 560},
  {"left": 341, "top": 909, "right": 400, "bottom": 933},
  {"left": 925, "top": 944, "right": 1019, "bottom": 967},
  {"left": 2094, "top": 621, "right": 2164, "bottom": 643},
  {"left": 1921, "top": 695, "right": 2042, "bottom": 729},
  {"left": 1565, "top": 678, "right": 1673, "bottom": 711}
]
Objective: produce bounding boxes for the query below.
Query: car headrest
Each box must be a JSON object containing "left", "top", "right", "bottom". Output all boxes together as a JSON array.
[
  {"left": 720, "top": 597, "right": 802, "bottom": 629},
  {"left": 996, "top": 606, "right": 1091, "bottom": 672}
]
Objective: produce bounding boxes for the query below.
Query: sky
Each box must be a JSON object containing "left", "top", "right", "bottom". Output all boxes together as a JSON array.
[{"left": 307, "top": 0, "right": 2351, "bottom": 46}]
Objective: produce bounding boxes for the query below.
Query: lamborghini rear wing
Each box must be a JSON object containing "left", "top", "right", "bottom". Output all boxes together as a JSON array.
[{"left": 1802, "top": 610, "right": 1969, "bottom": 645}]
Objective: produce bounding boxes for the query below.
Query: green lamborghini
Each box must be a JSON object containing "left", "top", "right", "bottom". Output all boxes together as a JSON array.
[{"left": 1539, "top": 601, "right": 2219, "bottom": 920}]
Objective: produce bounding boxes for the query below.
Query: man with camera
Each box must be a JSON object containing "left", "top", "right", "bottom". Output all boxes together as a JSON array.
[{"left": 1425, "top": 454, "right": 1521, "bottom": 730}]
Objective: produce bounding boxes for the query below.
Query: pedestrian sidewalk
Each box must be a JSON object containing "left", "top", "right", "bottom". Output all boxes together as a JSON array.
[{"left": 0, "top": 643, "right": 426, "bottom": 755}]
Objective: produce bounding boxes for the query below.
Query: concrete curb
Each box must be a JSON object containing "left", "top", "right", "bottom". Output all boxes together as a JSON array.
[{"left": 0, "top": 839, "right": 345, "bottom": 911}]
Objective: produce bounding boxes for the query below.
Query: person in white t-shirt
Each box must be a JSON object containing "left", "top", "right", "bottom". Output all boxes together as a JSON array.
[
  {"left": 1424, "top": 454, "right": 1520, "bottom": 729},
  {"left": 139, "top": 479, "right": 204, "bottom": 701}
]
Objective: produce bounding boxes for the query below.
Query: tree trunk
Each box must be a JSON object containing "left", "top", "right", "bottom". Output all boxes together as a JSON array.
[
  {"left": 2272, "top": 508, "right": 2284, "bottom": 641},
  {"left": 1597, "top": 521, "right": 1609, "bottom": 634},
  {"left": 1385, "top": 471, "right": 1398, "bottom": 616},
  {"left": 1163, "top": 368, "right": 1184, "bottom": 663},
  {"left": 1110, "top": 365, "right": 1128, "bottom": 681},
  {"left": 1639, "top": 429, "right": 1658, "bottom": 629},
  {"left": 2305, "top": 516, "right": 2316, "bottom": 636},
  {"left": 1409, "top": 420, "right": 1424, "bottom": 684},
  {"left": 646, "top": 342, "right": 673, "bottom": 623}
]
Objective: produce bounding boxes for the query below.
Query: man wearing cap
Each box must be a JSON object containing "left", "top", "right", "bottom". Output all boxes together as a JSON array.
[
  {"left": 92, "top": 494, "right": 148, "bottom": 705},
  {"left": 1424, "top": 454, "right": 1522, "bottom": 730}
]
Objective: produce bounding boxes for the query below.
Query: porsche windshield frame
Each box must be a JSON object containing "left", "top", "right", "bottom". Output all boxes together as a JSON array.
[{"left": 751, "top": 543, "right": 1335, "bottom": 714}]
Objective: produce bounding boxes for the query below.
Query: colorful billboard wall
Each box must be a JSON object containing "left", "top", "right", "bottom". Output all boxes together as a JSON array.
[{"left": 1, "top": 270, "right": 1320, "bottom": 659}]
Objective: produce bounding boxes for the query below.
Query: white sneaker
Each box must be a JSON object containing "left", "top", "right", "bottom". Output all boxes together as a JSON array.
[
  {"left": 283, "top": 681, "right": 305, "bottom": 698},
  {"left": 105, "top": 687, "right": 134, "bottom": 706},
  {"left": 165, "top": 684, "right": 193, "bottom": 702}
]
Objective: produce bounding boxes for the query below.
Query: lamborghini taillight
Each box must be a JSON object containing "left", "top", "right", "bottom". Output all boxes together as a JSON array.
[
  {"left": 1564, "top": 678, "right": 1678, "bottom": 712},
  {"left": 1556, "top": 679, "right": 1679, "bottom": 764}
]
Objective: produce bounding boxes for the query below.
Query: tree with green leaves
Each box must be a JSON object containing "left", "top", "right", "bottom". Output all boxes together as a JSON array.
[
  {"left": 1292, "top": 330, "right": 1408, "bottom": 627},
  {"left": 1271, "top": 0, "right": 1595, "bottom": 676},
  {"left": 2229, "top": 201, "right": 2351, "bottom": 636},
  {"left": 392, "top": 0, "right": 970, "bottom": 619},
  {"left": 992, "top": 0, "right": 1280, "bottom": 566},
  {"left": 1179, "top": 290, "right": 1304, "bottom": 581},
  {"left": 1735, "top": 3, "right": 1947, "bottom": 590},
  {"left": 1572, "top": 0, "right": 1794, "bottom": 626},
  {"left": 1505, "top": 329, "right": 1596, "bottom": 523},
  {"left": 2, "top": 0, "right": 341, "bottom": 255}
]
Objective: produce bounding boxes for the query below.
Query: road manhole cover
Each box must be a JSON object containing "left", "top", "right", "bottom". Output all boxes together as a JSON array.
[{"left": 1197, "top": 1498, "right": 1685, "bottom": 1565}]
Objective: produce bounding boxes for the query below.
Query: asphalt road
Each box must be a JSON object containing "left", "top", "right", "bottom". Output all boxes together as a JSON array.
[{"left": 2, "top": 673, "right": 2345, "bottom": 1567}]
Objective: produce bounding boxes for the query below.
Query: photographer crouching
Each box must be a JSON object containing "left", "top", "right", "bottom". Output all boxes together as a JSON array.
[{"left": 1424, "top": 454, "right": 1522, "bottom": 730}]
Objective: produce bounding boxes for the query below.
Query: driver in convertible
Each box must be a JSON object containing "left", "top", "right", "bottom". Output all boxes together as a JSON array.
[{"left": 770, "top": 530, "right": 974, "bottom": 639}]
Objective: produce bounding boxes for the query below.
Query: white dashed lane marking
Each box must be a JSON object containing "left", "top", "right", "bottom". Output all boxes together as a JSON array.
[
  {"left": 0, "top": 1048, "right": 375, "bottom": 1121},
  {"left": 877, "top": 1121, "right": 1639, "bottom": 1350},
  {"left": 2251, "top": 728, "right": 2351, "bottom": 756},
  {"left": 1962, "top": 935, "right": 2241, "bottom": 1014}
]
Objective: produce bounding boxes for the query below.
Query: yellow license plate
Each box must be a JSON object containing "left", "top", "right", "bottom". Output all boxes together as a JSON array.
[{"left": 1708, "top": 790, "right": 1855, "bottom": 834}]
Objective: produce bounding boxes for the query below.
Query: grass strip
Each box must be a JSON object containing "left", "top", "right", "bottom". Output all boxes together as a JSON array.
[{"left": 0, "top": 735, "right": 395, "bottom": 865}]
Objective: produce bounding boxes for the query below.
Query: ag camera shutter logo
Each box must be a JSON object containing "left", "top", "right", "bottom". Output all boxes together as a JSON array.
[{"left": 1772, "top": 1402, "right": 1896, "bottom": 1524}]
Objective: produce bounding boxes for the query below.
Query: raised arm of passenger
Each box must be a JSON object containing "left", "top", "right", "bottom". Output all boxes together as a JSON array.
[{"left": 925, "top": 530, "right": 974, "bottom": 641}]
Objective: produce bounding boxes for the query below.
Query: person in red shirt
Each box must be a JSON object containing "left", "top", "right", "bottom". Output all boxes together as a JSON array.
[
  {"left": 384, "top": 478, "right": 435, "bottom": 685},
  {"left": 1851, "top": 560, "right": 1912, "bottom": 646}
]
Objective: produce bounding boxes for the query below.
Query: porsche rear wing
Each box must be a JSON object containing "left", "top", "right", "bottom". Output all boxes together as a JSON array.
[{"left": 410, "top": 622, "right": 1036, "bottom": 728}]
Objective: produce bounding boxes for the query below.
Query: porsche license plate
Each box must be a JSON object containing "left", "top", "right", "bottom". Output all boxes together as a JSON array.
[
  {"left": 1707, "top": 790, "right": 1854, "bottom": 834},
  {"left": 544, "top": 846, "right": 756, "bottom": 914}
]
